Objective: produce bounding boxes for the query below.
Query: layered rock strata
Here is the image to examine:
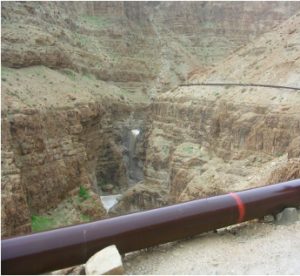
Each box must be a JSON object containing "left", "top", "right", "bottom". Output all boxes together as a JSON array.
[
  {"left": 2, "top": 2, "right": 300, "bottom": 95},
  {"left": 1, "top": 66, "right": 149, "bottom": 237},
  {"left": 112, "top": 12, "right": 300, "bottom": 214},
  {"left": 2, "top": 2, "right": 300, "bottom": 237}
]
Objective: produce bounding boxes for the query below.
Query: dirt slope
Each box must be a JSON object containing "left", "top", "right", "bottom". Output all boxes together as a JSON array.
[{"left": 191, "top": 12, "right": 300, "bottom": 87}]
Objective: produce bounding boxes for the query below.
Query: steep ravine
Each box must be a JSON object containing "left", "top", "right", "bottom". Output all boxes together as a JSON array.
[
  {"left": 1, "top": 66, "right": 150, "bottom": 237},
  {"left": 111, "top": 86, "right": 300, "bottom": 216},
  {"left": 110, "top": 13, "right": 300, "bottom": 215},
  {"left": 2, "top": 99, "right": 149, "bottom": 237},
  {"left": 2, "top": 2, "right": 300, "bottom": 238}
]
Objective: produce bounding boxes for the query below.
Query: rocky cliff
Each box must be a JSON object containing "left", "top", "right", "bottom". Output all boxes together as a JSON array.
[
  {"left": 151, "top": 1, "right": 300, "bottom": 67},
  {"left": 1, "top": 66, "right": 149, "bottom": 237},
  {"left": 2, "top": 2, "right": 300, "bottom": 237},
  {"left": 2, "top": 2, "right": 300, "bottom": 95},
  {"left": 112, "top": 12, "right": 300, "bottom": 214}
]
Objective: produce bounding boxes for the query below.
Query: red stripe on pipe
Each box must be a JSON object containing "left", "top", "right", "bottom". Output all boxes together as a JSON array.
[{"left": 229, "top": 192, "right": 246, "bottom": 223}]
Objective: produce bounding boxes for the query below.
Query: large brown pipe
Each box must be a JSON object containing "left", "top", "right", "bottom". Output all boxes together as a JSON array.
[{"left": 2, "top": 179, "right": 300, "bottom": 274}]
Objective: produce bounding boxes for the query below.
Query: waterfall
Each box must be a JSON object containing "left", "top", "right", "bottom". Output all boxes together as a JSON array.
[{"left": 129, "top": 129, "right": 140, "bottom": 180}]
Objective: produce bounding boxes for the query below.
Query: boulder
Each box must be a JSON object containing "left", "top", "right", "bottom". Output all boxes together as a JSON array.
[
  {"left": 85, "top": 245, "right": 124, "bottom": 275},
  {"left": 276, "top": 208, "right": 299, "bottom": 225}
]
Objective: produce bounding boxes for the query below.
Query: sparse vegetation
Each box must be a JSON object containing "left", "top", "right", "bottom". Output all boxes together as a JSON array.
[
  {"left": 31, "top": 193, "right": 96, "bottom": 232},
  {"left": 80, "top": 214, "right": 91, "bottom": 222},
  {"left": 31, "top": 215, "right": 55, "bottom": 232},
  {"left": 74, "top": 33, "right": 91, "bottom": 48},
  {"left": 62, "top": 69, "right": 76, "bottom": 81},
  {"left": 83, "top": 73, "right": 94, "bottom": 80},
  {"left": 162, "top": 145, "right": 169, "bottom": 155},
  {"left": 80, "top": 15, "right": 112, "bottom": 29},
  {"left": 183, "top": 145, "right": 194, "bottom": 154},
  {"left": 79, "top": 186, "right": 90, "bottom": 201}
]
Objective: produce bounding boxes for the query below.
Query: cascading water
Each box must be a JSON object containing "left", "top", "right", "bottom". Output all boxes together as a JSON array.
[
  {"left": 100, "top": 128, "right": 142, "bottom": 211},
  {"left": 129, "top": 129, "right": 140, "bottom": 181}
]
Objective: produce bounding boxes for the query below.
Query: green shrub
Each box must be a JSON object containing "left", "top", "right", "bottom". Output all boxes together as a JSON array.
[
  {"left": 80, "top": 214, "right": 91, "bottom": 222},
  {"left": 31, "top": 215, "right": 54, "bottom": 232},
  {"left": 79, "top": 186, "right": 90, "bottom": 201}
]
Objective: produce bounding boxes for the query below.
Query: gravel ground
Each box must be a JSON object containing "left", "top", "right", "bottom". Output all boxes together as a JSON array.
[{"left": 124, "top": 213, "right": 300, "bottom": 275}]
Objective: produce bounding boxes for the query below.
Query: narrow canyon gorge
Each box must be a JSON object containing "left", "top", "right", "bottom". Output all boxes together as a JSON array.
[{"left": 1, "top": 1, "right": 300, "bottom": 246}]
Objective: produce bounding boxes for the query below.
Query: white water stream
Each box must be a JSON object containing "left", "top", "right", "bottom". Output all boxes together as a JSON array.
[
  {"left": 128, "top": 129, "right": 140, "bottom": 180},
  {"left": 100, "top": 194, "right": 122, "bottom": 212},
  {"left": 100, "top": 129, "right": 140, "bottom": 212}
]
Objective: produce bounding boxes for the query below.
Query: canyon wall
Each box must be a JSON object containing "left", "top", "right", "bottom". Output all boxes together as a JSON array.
[
  {"left": 112, "top": 85, "right": 300, "bottom": 214},
  {"left": 2, "top": 2, "right": 300, "bottom": 237},
  {"left": 2, "top": 2, "right": 300, "bottom": 95},
  {"left": 145, "top": 86, "right": 300, "bottom": 202},
  {"left": 112, "top": 12, "right": 300, "bottom": 214},
  {"left": 151, "top": 1, "right": 300, "bottom": 67},
  {"left": 1, "top": 65, "right": 149, "bottom": 237}
]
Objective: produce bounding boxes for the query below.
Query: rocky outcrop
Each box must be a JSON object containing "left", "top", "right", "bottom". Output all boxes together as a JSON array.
[
  {"left": 110, "top": 181, "right": 168, "bottom": 216},
  {"left": 2, "top": 118, "right": 32, "bottom": 236},
  {"left": 288, "top": 137, "right": 300, "bottom": 158},
  {"left": 266, "top": 158, "right": 300, "bottom": 184},
  {"left": 142, "top": 86, "right": 300, "bottom": 203},
  {"left": 113, "top": 12, "right": 300, "bottom": 212},
  {"left": 1, "top": 65, "right": 149, "bottom": 237},
  {"left": 1, "top": 101, "right": 148, "bottom": 236},
  {"left": 1, "top": 98, "right": 150, "bottom": 236},
  {"left": 1, "top": 104, "right": 102, "bottom": 236}
]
